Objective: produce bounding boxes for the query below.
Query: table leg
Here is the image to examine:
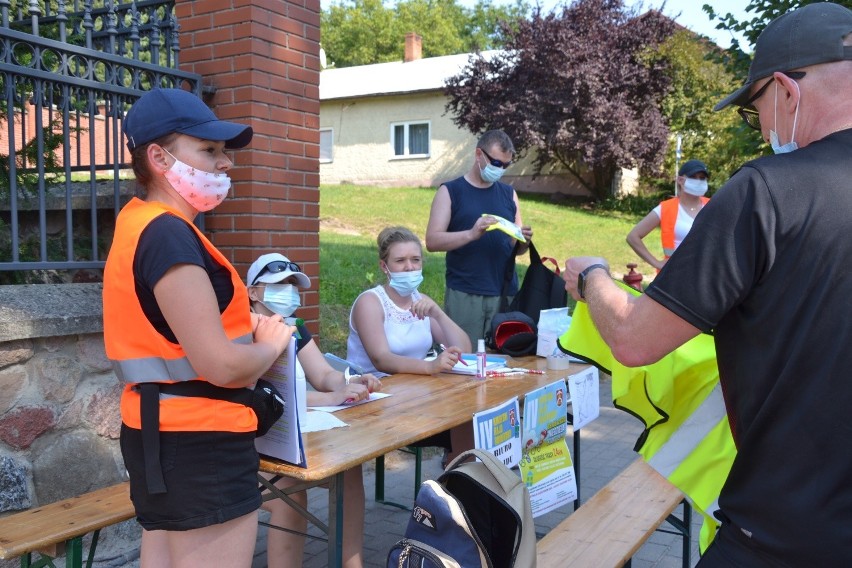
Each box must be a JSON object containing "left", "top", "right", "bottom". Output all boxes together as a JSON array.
[
  {"left": 573, "top": 428, "right": 581, "bottom": 511},
  {"left": 327, "top": 471, "right": 344, "bottom": 568}
]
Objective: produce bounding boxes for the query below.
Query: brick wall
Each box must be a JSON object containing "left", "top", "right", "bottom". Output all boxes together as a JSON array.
[
  {"left": 0, "top": 103, "right": 115, "bottom": 168},
  {"left": 176, "top": 0, "right": 322, "bottom": 328}
]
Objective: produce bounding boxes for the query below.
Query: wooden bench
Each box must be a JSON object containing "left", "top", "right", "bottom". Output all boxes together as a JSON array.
[
  {"left": 537, "top": 459, "right": 692, "bottom": 568},
  {"left": 0, "top": 482, "right": 135, "bottom": 568}
]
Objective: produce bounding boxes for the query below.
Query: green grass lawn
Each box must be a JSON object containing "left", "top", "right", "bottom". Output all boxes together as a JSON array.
[{"left": 318, "top": 184, "right": 661, "bottom": 355}]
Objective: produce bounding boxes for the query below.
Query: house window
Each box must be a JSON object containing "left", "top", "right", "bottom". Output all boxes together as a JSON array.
[
  {"left": 320, "top": 128, "right": 333, "bottom": 163},
  {"left": 391, "top": 121, "right": 430, "bottom": 157}
]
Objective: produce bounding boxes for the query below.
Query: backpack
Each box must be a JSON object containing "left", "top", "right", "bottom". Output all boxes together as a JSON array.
[
  {"left": 387, "top": 448, "right": 536, "bottom": 568},
  {"left": 486, "top": 311, "right": 537, "bottom": 357}
]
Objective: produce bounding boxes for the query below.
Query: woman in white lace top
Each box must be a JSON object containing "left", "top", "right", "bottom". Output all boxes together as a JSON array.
[
  {"left": 347, "top": 226, "right": 471, "bottom": 376},
  {"left": 346, "top": 226, "right": 473, "bottom": 464}
]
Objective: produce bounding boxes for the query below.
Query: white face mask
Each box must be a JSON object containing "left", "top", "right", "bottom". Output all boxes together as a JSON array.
[
  {"left": 770, "top": 81, "right": 800, "bottom": 155},
  {"left": 261, "top": 284, "right": 301, "bottom": 317},
  {"left": 682, "top": 178, "right": 708, "bottom": 197},
  {"left": 163, "top": 149, "right": 231, "bottom": 211}
]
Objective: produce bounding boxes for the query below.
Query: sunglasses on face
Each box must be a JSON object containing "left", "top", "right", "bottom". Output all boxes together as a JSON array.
[
  {"left": 737, "top": 71, "right": 806, "bottom": 131},
  {"left": 480, "top": 148, "right": 512, "bottom": 169},
  {"left": 253, "top": 260, "right": 301, "bottom": 285}
]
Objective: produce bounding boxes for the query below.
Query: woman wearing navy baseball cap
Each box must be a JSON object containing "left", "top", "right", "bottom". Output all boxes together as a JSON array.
[
  {"left": 626, "top": 159, "right": 711, "bottom": 272},
  {"left": 103, "top": 89, "right": 295, "bottom": 567}
]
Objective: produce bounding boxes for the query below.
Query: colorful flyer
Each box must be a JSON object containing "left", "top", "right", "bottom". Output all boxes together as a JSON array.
[
  {"left": 483, "top": 213, "right": 526, "bottom": 242},
  {"left": 255, "top": 337, "right": 307, "bottom": 467},
  {"left": 519, "top": 379, "right": 577, "bottom": 517},
  {"left": 473, "top": 397, "right": 522, "bottom": 468}
]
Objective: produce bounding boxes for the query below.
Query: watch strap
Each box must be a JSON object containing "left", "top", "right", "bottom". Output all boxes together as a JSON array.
[{"left": 578, "top": 263, "right": 610, "bottom": 299}]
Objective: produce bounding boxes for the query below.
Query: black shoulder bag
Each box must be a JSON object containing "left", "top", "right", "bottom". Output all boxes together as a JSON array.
[{"left": 500, "top": 241, "right": 567, "bottom": 324}]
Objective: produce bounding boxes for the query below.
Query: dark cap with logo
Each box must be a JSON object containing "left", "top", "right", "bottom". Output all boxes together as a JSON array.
[
  {"left": 123, "top": 88, "right": 253, "bottom": 152},
  {"left": 715, "top": 2, "right": 852, "bottom": 111}
]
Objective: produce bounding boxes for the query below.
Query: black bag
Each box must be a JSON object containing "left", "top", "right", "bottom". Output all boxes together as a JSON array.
[
  {"left": 250, "top": 379, "right": 286, "bottom": 437},
  {"left": 387, "top": 448, "right": 537, "bottom": 568},
  {"left": 486, "top": 311, "right": 537, "bottom": 356},
  {"left": 501, "top": 241, "right": 567, "bottom": 325},
  {"left": 155, "top": 379, "right": 285, "bottom": 437}
]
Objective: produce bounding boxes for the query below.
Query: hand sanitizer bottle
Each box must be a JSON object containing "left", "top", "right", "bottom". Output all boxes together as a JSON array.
[{"left": 476, "top": 339, "right": 487, "bottom": 379}]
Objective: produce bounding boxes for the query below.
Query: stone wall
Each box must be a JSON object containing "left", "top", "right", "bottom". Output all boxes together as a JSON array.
[{"left": 0, "top": 283, "right": 138, "bottom": 567}]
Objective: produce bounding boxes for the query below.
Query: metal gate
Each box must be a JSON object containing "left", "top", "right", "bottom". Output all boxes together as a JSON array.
[{"left": 0, "top": 0, "right": 201, "bottom": 281}]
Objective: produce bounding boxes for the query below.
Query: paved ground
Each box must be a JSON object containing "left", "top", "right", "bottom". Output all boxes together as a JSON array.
[{"left": 69, "top": 374, "right": 702, "bottom": 568}]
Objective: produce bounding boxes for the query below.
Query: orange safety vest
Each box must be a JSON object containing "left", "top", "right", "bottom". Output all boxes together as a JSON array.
[
  {"left": 103, "top": 197, "right": 255, "bottom": 433},
  {"left": 660, "top": 196, "right": 710, "bottom": 258}
]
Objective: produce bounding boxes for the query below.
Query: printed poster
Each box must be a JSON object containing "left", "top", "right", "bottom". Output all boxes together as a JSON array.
[
  {"left": 255, "top": 337, "right": 307, "bottom": 467},
  {"left": 473, "top": 397, "right": 522, "bottom": 468},
  {"left": 520, "top": 379, "right": 577, "bottom": 517}
]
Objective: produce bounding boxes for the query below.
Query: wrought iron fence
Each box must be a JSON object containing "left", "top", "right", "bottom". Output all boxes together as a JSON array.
[{"left": 0, "top": 0, "right": 201, "bottom": 279}]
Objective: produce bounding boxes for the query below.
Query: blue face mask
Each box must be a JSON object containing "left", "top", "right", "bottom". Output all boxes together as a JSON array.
[
  {"left": 770, "top": 81, "right": 800, "bottom": 155},
  {"left": 387, "top": 269, "right": 423, "bottom": 297},
  {"left": 480, "top": 163, "right": 505, "bottom": 184},
  {"left": 262, "top": 284, "right": 301, "bottom": 317}
]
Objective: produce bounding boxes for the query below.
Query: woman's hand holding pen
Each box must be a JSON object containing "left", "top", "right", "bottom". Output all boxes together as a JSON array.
[
  {"left": 430, "top": 345, "right": 462, "bottom": 374},
  {"left": 350, "top": 372, "right": 383, "bottom": 394},
  {"left": 340, "top": 372, "right": 382, "bottom": 404}
]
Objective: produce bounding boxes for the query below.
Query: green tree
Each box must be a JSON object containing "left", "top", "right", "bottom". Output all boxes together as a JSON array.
[
  {"left": 321, "top": 0, "right": 529, "bottom": 68},
  {"left": 704, "top": 0, "right": 852, "bottom": 76},
  {"left": 652, "top": 30, "right": 765, "bottom": 193},
  {"left": 445, "top": 0, "right": 676, "bottom": 200}
]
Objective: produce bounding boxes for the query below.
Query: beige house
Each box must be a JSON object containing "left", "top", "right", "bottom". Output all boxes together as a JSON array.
[{"left": 319, "top": 35, "right": 629, "bottom": 196}]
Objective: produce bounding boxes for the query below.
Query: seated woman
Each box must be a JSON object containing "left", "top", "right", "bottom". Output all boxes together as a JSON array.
[
  {"left": 247, "top": 253, "right": 382, "bottom": 568},
  {"left": 347, "top": 226, "right": 473, "bottom": 465}
]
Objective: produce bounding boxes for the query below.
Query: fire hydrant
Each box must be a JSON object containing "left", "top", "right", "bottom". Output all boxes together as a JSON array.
[{"left": 622, "top": 263, "right": 643, "bottom": 292}]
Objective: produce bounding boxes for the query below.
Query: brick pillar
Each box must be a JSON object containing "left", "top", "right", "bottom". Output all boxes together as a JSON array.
[{"left": 176, "top": 0, "right": 322, "bottom": 328}]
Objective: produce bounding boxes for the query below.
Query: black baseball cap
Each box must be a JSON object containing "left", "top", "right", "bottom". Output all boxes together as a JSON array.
[
  {"left": 678, "top": 159, "right": 709, "bottom": 179},
  {"left": 124, "top": 88, "right": 253, "bottom": 151},
  {"left": 715, "top": 2, "right": 852, "bottom": 111}
]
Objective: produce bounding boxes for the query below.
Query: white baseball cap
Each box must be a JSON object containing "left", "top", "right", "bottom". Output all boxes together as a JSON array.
[{"left": 246, "top": 253, "right": 310, "bottom": 288}]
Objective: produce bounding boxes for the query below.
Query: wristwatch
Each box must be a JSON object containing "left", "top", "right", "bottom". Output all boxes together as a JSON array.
[
  {"left": 344, "top": 366, "right": 360, "bottom": 386},
  {"left": 577, "top": 264, "right": 610, "bottom": 300}
]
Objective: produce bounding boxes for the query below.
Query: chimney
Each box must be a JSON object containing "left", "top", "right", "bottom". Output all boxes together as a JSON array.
[{"left": 404, "top": 32, "right": 422, "bottom": 62}]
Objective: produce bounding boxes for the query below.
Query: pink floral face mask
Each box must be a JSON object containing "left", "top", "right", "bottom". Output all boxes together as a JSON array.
[{"left": 163, "top": 149, "right": 231, "bottom": 212}]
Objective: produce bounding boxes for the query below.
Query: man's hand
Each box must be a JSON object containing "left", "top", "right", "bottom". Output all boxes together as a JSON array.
[
  {"left": 564, "top": 256, "right": 610, "bottom": 301},
  {"left": 469, "top": 215, "right": 497, "bottom": 241}
]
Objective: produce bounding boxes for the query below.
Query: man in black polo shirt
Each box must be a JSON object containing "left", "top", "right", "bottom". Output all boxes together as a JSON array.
[{"left": 564, "top": 3, "right": 852, "bottom": 565}]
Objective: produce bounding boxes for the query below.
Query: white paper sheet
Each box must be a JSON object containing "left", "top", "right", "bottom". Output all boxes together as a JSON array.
[
  {"left": 301, "top": 410, "right": 349, "bottom": 433},
  {"left": 308, "top": 392, "right": 391, "bottom": 413}
]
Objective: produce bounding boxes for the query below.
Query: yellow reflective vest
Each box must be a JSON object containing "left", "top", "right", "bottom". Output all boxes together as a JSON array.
[{"left": 558, "top": 283, "right": 736, "bottom": 552}]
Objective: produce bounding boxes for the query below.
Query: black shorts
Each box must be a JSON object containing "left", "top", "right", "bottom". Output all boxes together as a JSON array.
[{"left": 120, "top": 424, "right": 261, "bottom": 531}]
